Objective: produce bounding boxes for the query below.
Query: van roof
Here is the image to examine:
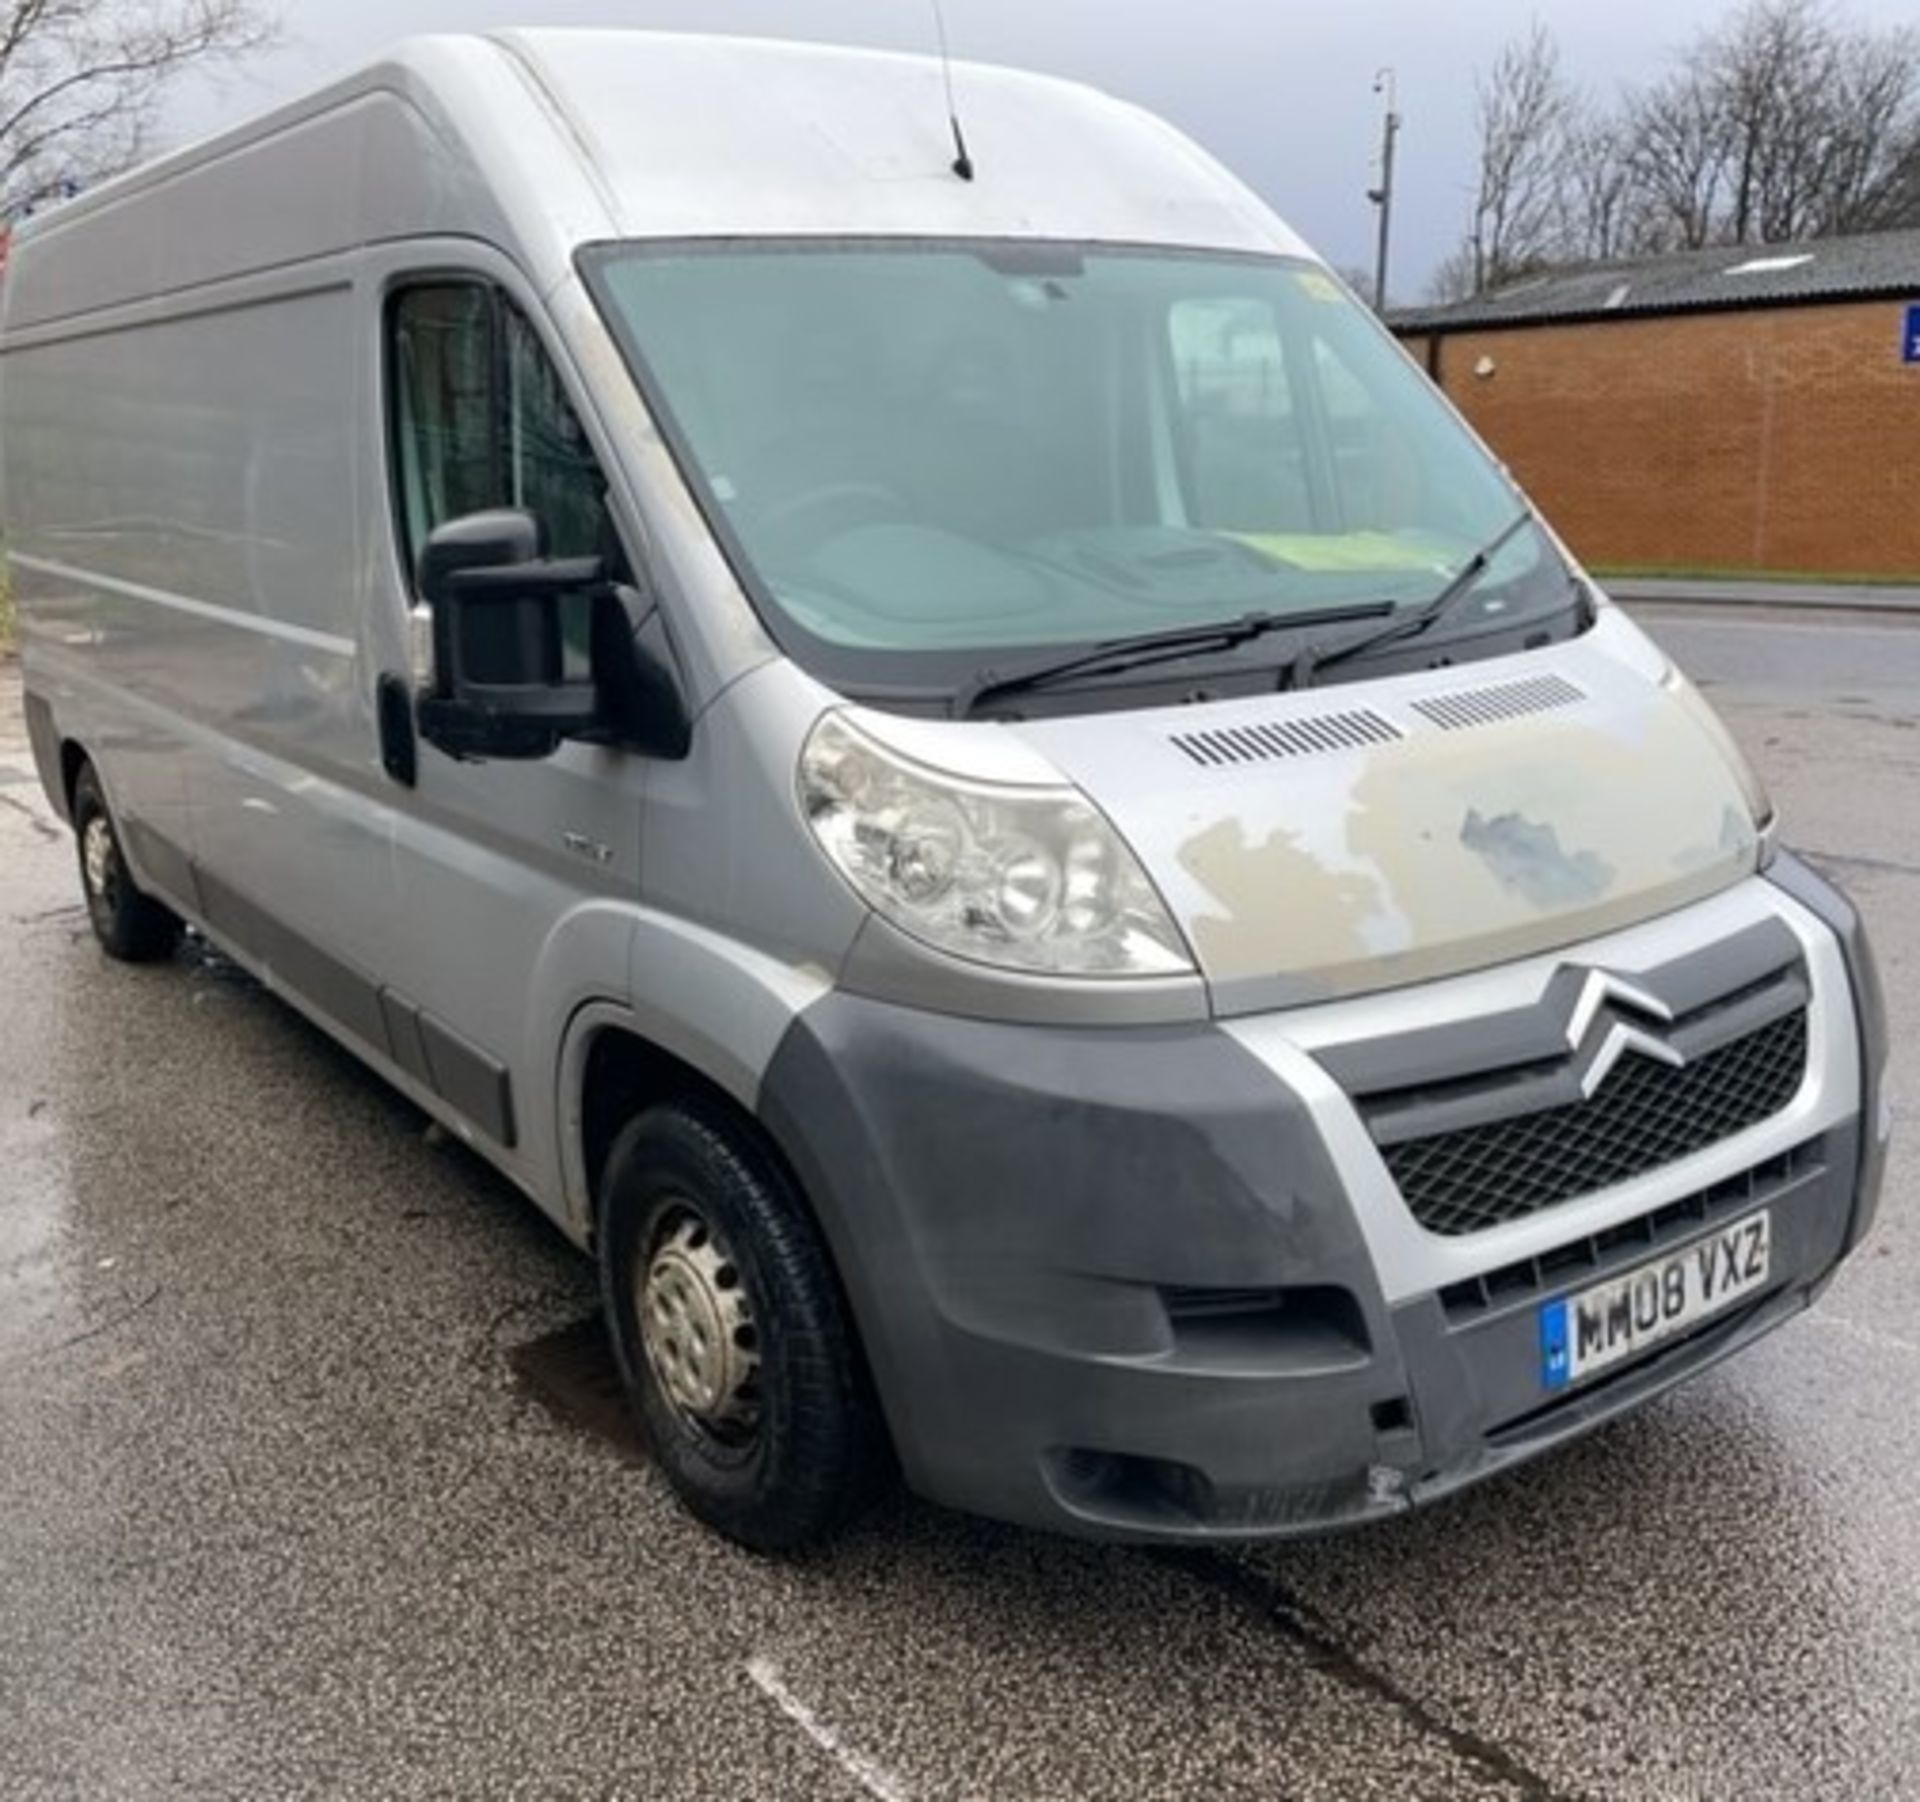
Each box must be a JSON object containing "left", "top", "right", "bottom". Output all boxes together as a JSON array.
[
  {"left": 482, "top": 30, "right": 1298, "bottom": 253},
  {"left": 14, "top": 30, "right": 1304, "bottom": 259},
  {"left": 3, "top": 33, "right": 1310, "bottom": 333}
]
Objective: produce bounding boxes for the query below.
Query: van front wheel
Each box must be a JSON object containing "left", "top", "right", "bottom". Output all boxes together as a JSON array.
[
  {"left": 72, "top": 763, "right": 182, "bottom": 963},
  {"left": 598, "top": 1100, "right": 886, "bottom": 1551}
]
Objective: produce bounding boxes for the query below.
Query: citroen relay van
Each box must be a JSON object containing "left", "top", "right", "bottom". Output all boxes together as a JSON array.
[{"left": 4, "top": 31, "right": 1888, "bottom": 1549}]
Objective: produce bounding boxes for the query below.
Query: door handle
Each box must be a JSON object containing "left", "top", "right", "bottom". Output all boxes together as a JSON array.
[{"left": 376, "top": 672, "right": 418, "bottom": 787}]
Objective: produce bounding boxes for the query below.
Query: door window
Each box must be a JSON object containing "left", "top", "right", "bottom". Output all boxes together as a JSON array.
[
  {"left": 503, "top": 310, "right": 610, "bottom": 563},
  {"left": 389, "top": 282, "right": 611, "bottom": 567},
  {"left": 389, "top": 282, "right": 614, "bottom": 675}
]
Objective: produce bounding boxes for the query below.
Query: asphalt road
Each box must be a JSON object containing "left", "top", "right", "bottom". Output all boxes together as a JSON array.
[
  {"left": 1630, "top": 602, "right": 1920, "bottom": 716},
  {"left": 2, "top": 606, "right": 1917, "bottom": 1801}
]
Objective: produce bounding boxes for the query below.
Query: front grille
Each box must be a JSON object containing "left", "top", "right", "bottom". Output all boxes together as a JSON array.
[
  {"left": 1437, "top": 1138, "right": 1822, "bottom": 1322},
  {"left": 1383, "top": 1008, "right": 1809, "bottom": 1237}
]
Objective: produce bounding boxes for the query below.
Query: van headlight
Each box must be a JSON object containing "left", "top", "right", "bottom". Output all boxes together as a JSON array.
[
  {"left": 1659, "top": 663, "right": 1777, "bottom": 858},
  {"left": 799, "top": 713, "right": 1193, "bottom": 977}
]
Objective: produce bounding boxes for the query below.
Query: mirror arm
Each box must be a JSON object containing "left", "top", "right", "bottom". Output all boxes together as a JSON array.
[
  {"left": 417, "top": 682, "right": 600, "bottom": 762},
  {"left": 437, "top": 556, "right": 605, "bottom": 604},
  {"left": 409, "top": 509, "right": 690, "bottom": 762},
  {"left": 577, "top": 584, "right": 693, "bottom": 760}
]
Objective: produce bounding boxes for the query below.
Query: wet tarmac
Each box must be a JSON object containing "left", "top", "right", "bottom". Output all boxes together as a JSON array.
[{"left": 2, "top": 614, "right": 1916, "bottom": 1800}]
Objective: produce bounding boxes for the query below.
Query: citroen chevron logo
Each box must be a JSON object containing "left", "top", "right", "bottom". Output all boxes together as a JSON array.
[{"left": 1562, "top": 970, "right": 1684, "bottom": 1100}]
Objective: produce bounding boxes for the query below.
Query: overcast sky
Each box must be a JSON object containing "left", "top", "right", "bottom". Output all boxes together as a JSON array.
[{"left": 165, "top": 0, "right": 1920, "bottom": 301}]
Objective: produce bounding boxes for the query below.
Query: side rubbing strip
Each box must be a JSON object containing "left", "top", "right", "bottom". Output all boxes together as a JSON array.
[
  {"left": 190, "top": 863, "right": 517, "bottom": 1150},
  {"left": 195, "top": 867, "right": 390, "bottom": 1051},
  {"left": 378, "top": 989, "right": 434, "bottom": 1089},
  {"left": 418, "top": 1012, "right": 517, "bottom": 1149}
]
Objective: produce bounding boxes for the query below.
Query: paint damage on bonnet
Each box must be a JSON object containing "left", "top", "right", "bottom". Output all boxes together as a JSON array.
[{"left": 1017, "top": 617, "right": 1760, "bottom": 1012}]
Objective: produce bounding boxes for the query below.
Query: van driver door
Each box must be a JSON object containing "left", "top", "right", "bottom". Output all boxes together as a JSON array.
[{"left": 366, "top": 250, "right": 650, "bottom": 1190}]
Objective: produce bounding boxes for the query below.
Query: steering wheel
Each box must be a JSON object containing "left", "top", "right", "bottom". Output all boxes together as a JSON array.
[{"left": 750, "top": 481, "right": 914, "bottom": 548}]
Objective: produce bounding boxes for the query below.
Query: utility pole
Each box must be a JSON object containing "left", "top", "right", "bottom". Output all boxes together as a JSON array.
[{"left": 1367, "top": 68, "right": 1400, "bottom": 312}]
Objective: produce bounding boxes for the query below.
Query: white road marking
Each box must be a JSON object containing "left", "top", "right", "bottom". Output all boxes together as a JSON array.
[{"left": 745, "top": 1656, "right": 911, "bottom": 1802}]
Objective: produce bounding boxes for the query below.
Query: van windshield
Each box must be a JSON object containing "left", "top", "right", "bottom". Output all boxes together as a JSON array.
[{"left": 583, "top": 241, "right": 1576, "bottom": 700}]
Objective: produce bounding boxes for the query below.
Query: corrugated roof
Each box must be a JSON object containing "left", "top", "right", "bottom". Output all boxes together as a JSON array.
[{"left": 1390, "top": 226, "right": 1920, "bottom": 333}]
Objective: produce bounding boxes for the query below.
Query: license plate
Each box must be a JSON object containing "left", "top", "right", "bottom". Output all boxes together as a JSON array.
[{"left": 1539, "top": 1210, "right": 1771, "bottom": 1391}]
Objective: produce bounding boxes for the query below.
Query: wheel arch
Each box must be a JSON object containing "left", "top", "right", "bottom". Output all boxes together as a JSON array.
[
  {"left": 551, "top": 905, "right": 838, "bottom": 1237},
  {"left": 55, "top": 736, "right": 182, "bottom": 911},
  {"left": 560, "top": 1002, "right": 821, "bottom": 1252},
  {"left": 59, "top": 737, "right": 89, "bottom": 816},
  {"left": 569, "top": 1010, "right": 740, "bottom": 1235}
]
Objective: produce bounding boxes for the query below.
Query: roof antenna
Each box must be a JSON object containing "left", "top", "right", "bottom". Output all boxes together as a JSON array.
[{"left": 929, "top": 0, "right": 975, "bottom": 181}]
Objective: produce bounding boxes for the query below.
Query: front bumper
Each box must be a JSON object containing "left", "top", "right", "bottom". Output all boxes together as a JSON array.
[{"left": 758, "top": 858, "right": 1888, "bottom": 1541}]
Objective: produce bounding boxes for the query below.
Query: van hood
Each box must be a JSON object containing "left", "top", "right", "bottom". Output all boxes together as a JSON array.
[{"left": 1009, "top": 609, "right": 1761, "bottom": 1013}]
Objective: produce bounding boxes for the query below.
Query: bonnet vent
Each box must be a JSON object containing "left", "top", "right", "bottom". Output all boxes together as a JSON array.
[
  {"left": 1168, "top": 708, "right": 1403, "bottom": 768},
  {"left": 1410, "top": 673, "right": 1586, "bottom": 731}
]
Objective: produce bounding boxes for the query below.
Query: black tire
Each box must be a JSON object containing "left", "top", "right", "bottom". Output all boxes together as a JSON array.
[
  {"left": 71, "top": 761, "right": 182, "bottom": 963},
  {"left": 598, "top": 1099, "right": 888, "bottom": 1551}
]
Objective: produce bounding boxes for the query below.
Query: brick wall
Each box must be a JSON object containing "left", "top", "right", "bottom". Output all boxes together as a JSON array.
[{"left": 1412, "top": 301, "right": 1920, "bottom": 580}]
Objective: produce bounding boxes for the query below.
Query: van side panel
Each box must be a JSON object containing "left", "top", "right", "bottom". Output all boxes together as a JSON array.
[
  {"left": 7, "top": 114, "right": 358, "bottom": 332},
  {"left": 3, "top": 89, "right": 512, "bottom": 332},
  {"left": 6, "top": 276, "right": 367, "bottom": 918},
  {"left": 6, "top": 281, "right": 360, "bottom": 632},
  {"left": 0, "top": 80, "right": 495, "bottom": 926}
]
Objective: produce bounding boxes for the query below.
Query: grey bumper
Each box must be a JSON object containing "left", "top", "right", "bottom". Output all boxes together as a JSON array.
[
  {"left": 1766, "top": 848, "right": 1890, "bottom": 1253},
  {"left": 758, "top": 864, "right": 1884, "bottom": 1543}
]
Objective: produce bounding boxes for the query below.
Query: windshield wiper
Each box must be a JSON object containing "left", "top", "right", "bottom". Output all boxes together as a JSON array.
[
  {"left": 1283, "top": 513, "right": 1537, "bottom": 691},
  {"left": 954, "top": 602, "right": 1395, "bottom": 718}
]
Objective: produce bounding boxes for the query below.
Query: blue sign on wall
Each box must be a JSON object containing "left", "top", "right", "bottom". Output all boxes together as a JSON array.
[{"left": 1905, "top": 302, "right": 1920, "bottom": 365}]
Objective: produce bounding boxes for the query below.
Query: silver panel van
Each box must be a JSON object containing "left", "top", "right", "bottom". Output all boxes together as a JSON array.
[{"left": 5, "top": 31, "right": 1888, "bottom": 1548}]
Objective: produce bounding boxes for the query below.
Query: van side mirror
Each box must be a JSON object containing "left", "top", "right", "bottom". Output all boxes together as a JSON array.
[
  {"left": 413, "top": 508, "right": 689, "bottom": 762},
  {"left": 415, "top": 508, "right": 599, "bottom": 759}
]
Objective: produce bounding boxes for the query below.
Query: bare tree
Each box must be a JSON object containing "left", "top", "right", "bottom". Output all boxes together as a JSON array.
[
  {"left": 1434, "top": 0, "right": 1920, "bottom": 299},
  {"left": 1701, "top": 0, "right": 1837, "bottom": 243},
  {"left": 1466, "top": 21, "right": 1577, "bottom": 292},
  {"left": 1559, "top": 110, "right": 1637, "bottom": 262},
  {"left": 1811, "top": 22, "right": 1920, "bottom": 232},
  {"left": 1325, "top": 263, "right": 1380, "bottom": 308},
  {"left": 1425, "top": 242, "right": 1480, "bottom": 304},
  {"left": 1628, "top": 0, "right": 1920, "bottom": 249},
  {"left": 1879, "top": 135, "right": 1920, "bottom": 230},
  {"left": 1623, "top": 68, "right": 1730, "bottom": 251},
  {"left": 0, "top": 1, "right": 275, "bottom": 220}
]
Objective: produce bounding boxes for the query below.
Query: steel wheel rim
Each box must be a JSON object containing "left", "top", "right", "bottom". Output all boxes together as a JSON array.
[
  {"left": 636, "top": 1203, "right": 761, "bottom": 1447},
  {"left": 82, "top": 814, "right": 117, "bottom": 904}
]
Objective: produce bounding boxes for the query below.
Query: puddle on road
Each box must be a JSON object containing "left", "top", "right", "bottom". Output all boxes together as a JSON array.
[{"left": 510, "top": 1313, "right": 648, "bottom": 1466}]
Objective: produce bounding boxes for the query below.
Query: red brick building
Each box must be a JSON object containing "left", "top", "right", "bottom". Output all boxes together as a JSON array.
[{"left": 1392, "top": 230, "right": 1920, "bottom": 582}]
